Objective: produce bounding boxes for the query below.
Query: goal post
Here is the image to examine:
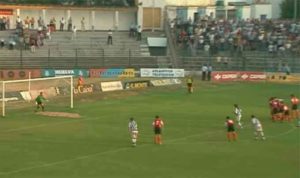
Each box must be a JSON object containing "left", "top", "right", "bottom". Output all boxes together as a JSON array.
[{"left": 1, "top": 75, "right": 74, "bottom": 117}]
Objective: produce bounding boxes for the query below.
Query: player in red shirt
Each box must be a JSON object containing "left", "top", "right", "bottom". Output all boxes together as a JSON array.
[
  {"left": 269, "top": 97, "right": 278, "bottom": 121},
  {"left": 290, "top": 94, "right": 299, "bottom": 120},
  {"left": 152, "top": 115, "right": 164, "bottom": 145},
  {"left": 225, "top": 116, "right": 237, "bottom": 142},
  {"left": 282, "top": 104, "right": 290, "bottom": 122}
]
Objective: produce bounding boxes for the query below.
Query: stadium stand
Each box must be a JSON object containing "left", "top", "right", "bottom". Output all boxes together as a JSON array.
[
  {"left": 0, "top": 30, "right": 172, "bottom": 69},
  {"left": 167, "top": 16, "right": 300, "bottom": 72}
]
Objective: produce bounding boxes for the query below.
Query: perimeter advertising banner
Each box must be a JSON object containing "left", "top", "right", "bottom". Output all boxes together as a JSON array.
[
  {"left": 212, "top": 71, "right": 266, "bottom": 81},
  {"left": 0, "top": 69, "right": 41, "bottom": 80},
  {"left": 123, "top": 80, "right": 150, "bottom": 89},
  {"left": 140, "top": 68, "right": 185, "bottom": 78},
  {"left": 100, "top": 81, "right": 123, "bottom": 92},
  {"left": 42, "top": 69, "right": 89, "bottom": 77},
  {"left": 89, "top": 69, "right": 135, "bottom": 78},
  {"left": 150, "top": 79, "right": 182, "bottom": 86},
  {"left": 0, "top": 92, "right": 24, "bottom": 102}
]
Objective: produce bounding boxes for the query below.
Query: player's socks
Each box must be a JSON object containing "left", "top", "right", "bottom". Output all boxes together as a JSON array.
[
  {"left": 158, "top": 135, "right": 162, "bottom": 144},
  {"left": 132, "top": 138, "right": 137, "bottom": 146},
  {"left": 227, "top": 133, "right": 231, "bottom": 141},
  {"left": 232, "top": 132, "right": 237, "bottom": 141}
]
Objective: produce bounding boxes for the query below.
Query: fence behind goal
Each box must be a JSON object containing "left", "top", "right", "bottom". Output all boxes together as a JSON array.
[{"left": 0, "top": 76, "right": 73, "bottom": 117}]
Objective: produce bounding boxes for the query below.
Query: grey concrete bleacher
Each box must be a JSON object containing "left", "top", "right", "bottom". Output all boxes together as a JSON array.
[
  {"left": 0, "top": 30, "right": 163, "bottom": 69},
  {"left": 45, "top": 31, "right": 150, "bottom": 57}
]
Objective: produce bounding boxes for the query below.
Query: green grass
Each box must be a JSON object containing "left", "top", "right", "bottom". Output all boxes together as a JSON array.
[{"left": 0, "top": 81, "right": 299, "bottom": 178}]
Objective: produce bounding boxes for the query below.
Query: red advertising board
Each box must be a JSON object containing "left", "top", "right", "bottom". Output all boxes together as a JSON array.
[
  {"left": 0, "top": 69, "right": 41, "bottom": 80},
  {"left": 0, "top": 9, "right": 13, "bottom": 15},
  {"left": 239, "top": 72, "right": 266, "bottom": 81},
  {"left": 212, "top": 71, "right": 239, "bottom": 81},
  {"left": 212, "top": 71, "right": 266, "bottom": 82}
]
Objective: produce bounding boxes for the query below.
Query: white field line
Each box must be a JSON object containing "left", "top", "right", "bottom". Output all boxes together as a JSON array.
[{"left": 0, "top": 124, "right": 297, "bottom": 176}]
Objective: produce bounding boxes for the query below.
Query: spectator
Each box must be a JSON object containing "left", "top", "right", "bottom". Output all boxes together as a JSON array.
[
  {"left": 60, "top": 17, "right": 65, "bottom": 31},
  {"left": 81, "top": 17, "right": 85, "bottom": 31},
  {"left": 129, "top": 23, "right": 135, "bottom": 37},
  {"left": 24, "top": 16, "right": 30, "bottom": 29},
  {"left": 137, "top": 25, "right": 142, "bottom": 41},
  {"left": 6, "top": 17, "right": 10, "bottom": 30},
  {"left": 207, "top": 65, "right": 212, "bottom": 81},
  {"left": 37, "top": 16, "right": 43, "bottom": 27},
  {"left": 107, "top": 29, "right": 113, "bottom": 45},
  {"left": 67, "top": 17, "right": 72, "bottom": 31},
  {"left": 283, "top": 63, "right": 291, "bottom": 75},
  {"left": 9, "top": 40, "right": 16, "bottom": 50},
  {"left": 72, "top": 26, "right": 77, "bottom": 40},
  {"left": 16, "top": 16, "right": 21, "bottom": 29},
  {"left": 30, "top": 38, "right": 36, "bottom": 53},
  {"left": 201, "top": 64, "right": 208, "bottom": 81},
  {"left": 30, "top": 17, "right": 35, "bottom": 29},
  {"left": 0, "top": 39, "right": 4, "bottom": 48}
]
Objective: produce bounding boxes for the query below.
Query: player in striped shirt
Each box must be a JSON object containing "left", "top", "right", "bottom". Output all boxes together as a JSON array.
[
  {"left": 234, "top": 104, "right": 243, "bottom": 128},
  {"left": 251, "top": 115, "right": 266, "bottom": 140},
  {"left": 128, "top": 117, "right": 138, "bottom": 146}
]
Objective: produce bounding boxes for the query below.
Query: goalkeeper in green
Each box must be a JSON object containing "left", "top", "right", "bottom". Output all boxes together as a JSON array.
[{"left": 35, "top": 92, "right": 46, "bottom": 112}]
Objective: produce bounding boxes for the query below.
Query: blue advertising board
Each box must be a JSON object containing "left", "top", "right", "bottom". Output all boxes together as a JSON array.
[{"left": 42, "top": 69, "right": 89, "bottom": 77}]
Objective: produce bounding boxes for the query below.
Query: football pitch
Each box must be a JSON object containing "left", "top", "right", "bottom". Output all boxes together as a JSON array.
[{"left": 0, "top": 81, "right": 299, "bottom": 178}]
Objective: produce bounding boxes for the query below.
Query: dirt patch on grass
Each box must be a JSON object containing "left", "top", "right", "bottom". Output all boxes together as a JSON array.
[{"left": 36, "top": 111, "right": 81, "bottom": 119}]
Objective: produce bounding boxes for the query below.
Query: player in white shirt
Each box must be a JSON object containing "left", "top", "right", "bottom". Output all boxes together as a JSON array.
[
  {"left": 251, "top": 115, "right": 266, "bottom": 140},
  {"left": 234, "top": 104, "right": 243, "bottom": 128},
  {"left": 128, "top": 117, "right": 138, "bottom": 146}
]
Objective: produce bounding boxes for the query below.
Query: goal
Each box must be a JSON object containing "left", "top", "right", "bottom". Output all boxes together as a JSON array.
[{"left": 1, "top": 75, "right": 74, "bottom": 117}]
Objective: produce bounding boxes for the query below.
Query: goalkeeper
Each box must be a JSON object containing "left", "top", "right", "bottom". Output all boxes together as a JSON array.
[{"left": 35, "top": 92, "right": 46, "bottom": 112}]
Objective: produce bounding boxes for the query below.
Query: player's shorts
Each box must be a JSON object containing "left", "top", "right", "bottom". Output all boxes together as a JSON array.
[
  {"left": 132, "top": 130, "right": 138, "bottom": 134},
  {"left": 292, "top": 105, "right": 298, "bottom": 110},
  {"left": 236, "top": 115, "right": 242, "bottom": 121},
  {"left": 255, "top": 125, "right": 263, "bottom": 132},
  {"left": 284, "top": 111, "right": 289, "bottom": 116},
  {"left": 271, "top": 108, "right": 278, "bottom": 115},
  {"left": 227, "top": 126, "right": 235, "bottom": 132},
  {"left": 187, "top": 83, "right": 192, "bottom": 88},
  {"left": 154, "top": 127, "right": 162, "bottom": 134},
  {"left": 36, "top": 101, "right": 42, "bottom": 105}
]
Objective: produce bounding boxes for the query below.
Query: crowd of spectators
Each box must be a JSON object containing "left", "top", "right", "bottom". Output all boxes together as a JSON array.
[
  {"left": 171, "top": 16, "right": 300, "bottom": 57},
  {"left": 0, "top": 16, "right": 10, "bottom": 30},
  {"left": 3, "top": 15, "right": 76, "bottom": 51},
  {"left": 14, "top": 16, "right": 49, "bottom": 52}
]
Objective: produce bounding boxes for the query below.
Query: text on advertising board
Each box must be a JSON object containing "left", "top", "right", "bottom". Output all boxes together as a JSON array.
[
  {"left": 0, "top": 9, "right": 13, "bottom": 15},
  {"left": 90, "top": 69, "right": 135, "bottom": 78},
  {"left": 140, "top": 68, "right": 184, "bottom": 78},
  {"left": 101, "top": 81, "right": 123, "bottom": 92},
  {"left": 124, "top": 81, "right": 149, "bottom": 89},
  {"left": 212, "top": 71, "right": 266, "bottom": 81}
]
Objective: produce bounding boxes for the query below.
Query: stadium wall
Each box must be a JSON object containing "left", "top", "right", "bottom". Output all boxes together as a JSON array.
[{"left": 251, "top": 4, "right": 272, "bottom": 19}]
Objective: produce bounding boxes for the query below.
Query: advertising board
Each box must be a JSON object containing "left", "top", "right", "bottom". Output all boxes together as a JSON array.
[
  {"left": 140, "top": 68, "right": 184, "bottom": 78},
  {"left": 100, "top": 81, "right": 123, "bottom": 92}
]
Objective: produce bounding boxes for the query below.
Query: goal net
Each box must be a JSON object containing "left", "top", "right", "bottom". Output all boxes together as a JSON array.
[{"left": 0, "top": 75, "right": 73, "bottom": 117}]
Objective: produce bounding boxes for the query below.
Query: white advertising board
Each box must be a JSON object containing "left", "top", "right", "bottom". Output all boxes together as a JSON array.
[
  {"left": 140, "top": 68, "right": 184, "bottom": 78},
  {"left": 101, "top": 81, "right": 123, "bottom": 92}
]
